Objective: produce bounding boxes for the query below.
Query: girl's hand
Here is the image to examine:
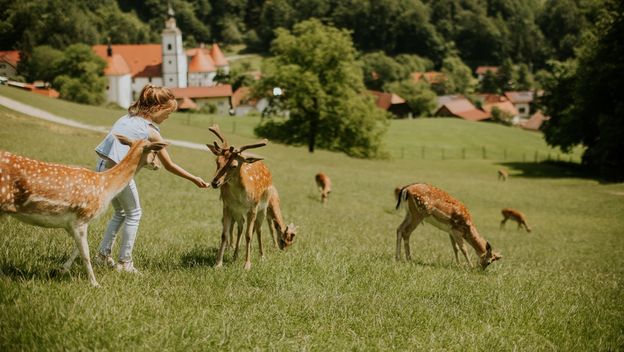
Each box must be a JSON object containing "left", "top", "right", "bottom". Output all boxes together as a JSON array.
[{"left": 193, "top": 176, "right": 209, "bottom": 188}]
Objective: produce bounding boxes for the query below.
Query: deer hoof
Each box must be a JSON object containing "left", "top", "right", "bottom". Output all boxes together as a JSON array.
[
  {"left": 243, "top": 261, "right": 252, "bottom": 270},
  {"left": 214, "top": 262, "right": 223, "bottom": 269}
]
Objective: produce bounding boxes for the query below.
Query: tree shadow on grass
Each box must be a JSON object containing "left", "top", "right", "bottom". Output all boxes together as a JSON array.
[
  {"left": 498, "top": 160, "right": 605, "bottom": 182},
  {"left": 0, "top": 258, "right": 73, "bottom": 284},
  {"left": 179, "top": 246, "right": 222, "bottom": 268}
]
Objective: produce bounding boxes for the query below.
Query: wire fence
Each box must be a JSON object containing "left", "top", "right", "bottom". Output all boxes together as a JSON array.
[{"left": 390, "top": 146, "right": 581, "bottom": 164}]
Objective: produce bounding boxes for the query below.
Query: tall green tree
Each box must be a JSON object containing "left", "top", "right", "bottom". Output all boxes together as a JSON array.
[
  {"left": 385, "top": 80, "right": 437, "bottom": 117},
  {"left": 541, "top": 0, "right": 624, "bottom": 180},
  {"left": 359, "top": 51, "right": 405, "bottom": 90},
  {"left": 254, "top": 19, "right": 389, "bottom": 158},
  {"left": 52, "top": 44, "right": 107, "bottom": 105},
  {"left": 17, "top": 45, "right": 63, "bottom": 83}
]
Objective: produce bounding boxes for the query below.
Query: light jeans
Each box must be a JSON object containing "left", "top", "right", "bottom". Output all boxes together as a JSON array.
[{"left": 96, "top": 158, "right": 142, "bottom": 262}]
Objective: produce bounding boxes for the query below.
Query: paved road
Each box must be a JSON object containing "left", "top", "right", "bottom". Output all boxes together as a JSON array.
[{"left": 0, "top": 95, "right": 206, "bottom": 151}]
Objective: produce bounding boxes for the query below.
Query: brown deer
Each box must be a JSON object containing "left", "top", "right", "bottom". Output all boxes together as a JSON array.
[
  {"left": 395, "top": 183, "right": 502, "bottom": 269},
  {"left": 500, "top": 208, "right": 532, "bottom": 232},
  {"left": 0, "top": 135, "right": 167, "bottom": 286},
  {"left": 228, "top": 187, "right": 297, "bottom": 253},
  {"left": 206, "top": 124, "right": 293, "bottom": 270},
  {"left": 497, "top": 169, "right": 508, "bottom": 181},
  {"left": 315, "top": 172, "right": 331, "bottom": 204}
]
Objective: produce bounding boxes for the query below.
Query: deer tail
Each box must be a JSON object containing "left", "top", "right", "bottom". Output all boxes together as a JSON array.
[{"left": 396, "top": 187, "right": 409, "bottom": 210}]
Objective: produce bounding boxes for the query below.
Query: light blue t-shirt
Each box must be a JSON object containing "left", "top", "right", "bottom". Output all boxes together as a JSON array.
[{"left": 95, "top": 114, "right": 160, "bottom": 163}]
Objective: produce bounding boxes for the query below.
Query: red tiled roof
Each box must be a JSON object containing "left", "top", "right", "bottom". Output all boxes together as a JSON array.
[
  {"left": 170, "top": 85, "right": 233, "bottom": 99},
  {"left": 188, "top": 49, "right": 216, "bottom": 72},
  {"left": 93, "top": 44, "right": 162, "bottom": 77},
  {"left": 476, "top": 93, "right": 507, "bottom": 104},
  {"left": 504, "top": 91, "right": 534, "bottom": 104},
  {"left": 411, "top": 71, "right": 445, "bottom": 84},
  {"left": 177, "top": 97, "right": 198, "bottom": 110},
  {"left": 104, "top": 54, "right": 131, "bottom": 75},
  {"left": 435, "top": 98, "right": 490, "bottom": 121},
  {"left": 520, "top": 110, "right": 550, "bottom": 130},
  {"left": 368, "top": 90, "right": 406, "bottom": 110},
  {"left": 482, "top": 101, "right": 519, "bottom": 117},
  {"left": 476, "top": 66, "right": 498, "bottom": 75},
  {"left": 0, "top": 50, "right": 20, "bottom": 68},
  {"left": 231, "top": 86, "right": 260, "bottom": 108},
  {"left": 210, "top": 43, "right": 228, "bottom": 67}
]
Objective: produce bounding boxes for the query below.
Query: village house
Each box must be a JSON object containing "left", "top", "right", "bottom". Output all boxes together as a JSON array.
[
  {"left": 0, "top": 50, "right": 20, "bottom": 80},
  {"left": 475, "top": 66, "right": 498, "bottom": 81},
  {"left": 92, "top": 5, "right": 230, "bottom": 109},
  {"left": 504, "top": 91, "right": 534, "bottom": 119},
  {"left": 368, "top": 90, "right": 409, "bottom": 117},
  {"left": 434, "top": 95, "right": 490, "bottom": 121}
]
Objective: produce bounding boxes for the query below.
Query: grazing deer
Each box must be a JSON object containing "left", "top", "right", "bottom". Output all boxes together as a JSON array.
[
  {"left": 0, "top": 135, "right": 167, "bottom": 286},
  {"left": 497, "top": 169, "right": 508, "bottom": 181},
  {"left": 500, "top": 208, "right": 532, "bottom": 232},
  {"left": 228, "top": 187, "right": 297, "bottom": 254},
  {"left": 206, "top": 124, "right": 292, "bottom": 270},
  {"left": 315, "top": 172, "right": 331, "bottom": 204},
  {"left": 395, "top": 183, "right": 502, "bottom": 269}
]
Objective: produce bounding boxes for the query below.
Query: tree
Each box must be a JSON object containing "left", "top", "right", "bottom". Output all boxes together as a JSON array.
[
  {"left": 17, "top": 45, "right": 63, "bottom": 83},
  {"left": 52, "top": 44, "right": 107, "bottom": 105},
  {"left": 541, "top": 0, "right": 624, "bottom": 180},
  {"left": 254, "top": 19, "right": 389, "bottom": 158},
  {"left": 440, "top": 55, "right": 475, "bottom": 95},
  {"left": 478, "top": 70, "right": 499, "bottom": 93},
  {"left": 385, "top": 80, "right": 437, "bottom": 117},
  {"left": 359, "top": 51, "right": 404, "bottom": 90}
]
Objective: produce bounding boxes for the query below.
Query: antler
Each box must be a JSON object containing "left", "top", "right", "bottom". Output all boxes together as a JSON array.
[
  {"left": 237, "top": 139, "right": 268, "bottom": 153},
  {"left": 208, "top": 124, "right": 227, "bottom": 145}
]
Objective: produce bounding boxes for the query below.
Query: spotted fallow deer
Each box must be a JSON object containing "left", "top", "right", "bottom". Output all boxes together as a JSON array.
[
  {"left": 0, "top": 135, "right": 167, "bottom": 286},
  {"left": 206, "top": 124, "right": 293, "bottom": 270},
  {"left": 497, "top": 169, "right": 508, "bottom": 181},
  {"left": 500, "top": 208, "right": 532, "bottom": 233},
  {"left": 395, "top": 183, "right": 502, "bottom": 269},
  {"left": 315, "top": 172, "right": 331, "bottom": 204}
]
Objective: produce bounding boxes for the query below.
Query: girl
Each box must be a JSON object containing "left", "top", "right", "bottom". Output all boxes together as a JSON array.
[{"left": 94, "top": 84, "right": 208, "bottom": 273}]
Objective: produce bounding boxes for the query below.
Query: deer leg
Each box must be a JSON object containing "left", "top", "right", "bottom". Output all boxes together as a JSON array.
[
  {"left": 452, "top": 230, "right": 473, "bottom": 268},
  {"left": 500, "top": 217, "right": 507, "bottom": 229},
  {"left": 267, "top": 216, "right": 279, "bottom": 248},
  {"left": 396, "top": 214, "right": 422, "bottom": 261},
  {"left": 62, "top": 248, "right": 80, "bottom": 273},
  {"left": 254, "top": 211, "right": 266, "bottom": 258},
  {"left": 215, "top": 211, "right": 232, "bottom": 268},
  {"left": 448, "top": 234, "right": 460, "bottom": 264},
  {"left": 244, "top": 209, "right": 258, "bottom": 270},
  {"left": 68, "top": 224, "right": 99, "bottom": 287}
]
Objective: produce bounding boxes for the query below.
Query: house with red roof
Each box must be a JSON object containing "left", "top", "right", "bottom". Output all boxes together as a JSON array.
[
  {"left": 368, "top": 90, "right": 409, "bottom": 117},
  {"left": 434, "top": 96, "right": 490, "bottom": 121},
  {"left": 170, "top": 85, "right": 233, "bottom": 115},
  {"left": 0, "top": 50, "right": 20, "bottom": 79},
  {"left": 92, "top": 5, "right": 230, "bottom": 109},
  {"left": 504, "top": 91, "right": 533, "bottom": 119},
  {"left": 475, "top": 66, "right": 498, "bottom": 81}
]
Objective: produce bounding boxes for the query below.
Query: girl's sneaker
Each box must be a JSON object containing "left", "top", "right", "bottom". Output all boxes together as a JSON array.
[
  {"left": 95, "top": 253, "right": 115, "bottom": 268},
  {"left": 115, "top": 261, "right": 141, "bottom": 275}
]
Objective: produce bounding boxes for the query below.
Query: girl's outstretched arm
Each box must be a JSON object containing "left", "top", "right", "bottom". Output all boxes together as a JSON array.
[{"left": 156, "top": 147, "right": 208, "bottom": 188}]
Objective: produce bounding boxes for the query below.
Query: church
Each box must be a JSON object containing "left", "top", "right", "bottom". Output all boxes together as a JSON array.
[{"left": 92, "top": 7, "right": 231, "bottom": 112}]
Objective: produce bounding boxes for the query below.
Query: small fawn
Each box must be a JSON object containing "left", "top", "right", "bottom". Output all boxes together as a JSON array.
[
  {"left": 500, "top": 208, "right": 532, "bottom": 232},
  {"left": 396, "top": 183, "right": 501, "bottom": 269},
  {"left": 0, "top": 135, "right": 167, "bottom": 286},
  {"left": 497, "top": 169, "right": 508, "bottom": 181},
  {"left": 315, "top": 172, "right": 331, "bottom": 204}
]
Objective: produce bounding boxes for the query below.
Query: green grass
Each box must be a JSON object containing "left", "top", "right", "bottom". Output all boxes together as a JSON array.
[{"left": 1, "top": 88, "right": 623, "bottom": 350}]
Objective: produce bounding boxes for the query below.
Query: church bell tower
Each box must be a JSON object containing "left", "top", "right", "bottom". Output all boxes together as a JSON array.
[{"left": 161, "top": 4, "right": 187, "bottom": 88}]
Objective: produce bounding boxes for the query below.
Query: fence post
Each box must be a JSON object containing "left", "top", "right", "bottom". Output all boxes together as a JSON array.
[
  {"left": 482, "top": 146, "right": 487, "bottom": 159},
  {"left": 462, "top": 148, "right": 466, "bottom": 159},
  {"left": 232, "top": 121, "right": 237, "bottom": 134},
  {"left": 421, "top": 146, "right": 425, "bottom": 159},
  {"left": 523, "top": 153, "right": 526, "bottom": 162},
  {"left": 401, "top": 147, "right": 404, "bottom": 159},
  {"left": 504, "top": 149, "right": 507, "bottom": 160},
  {"left": 534, "top": 151, "right": 538, "bottom": 163},
  {"left": 441, "top": 148, "right": 445, "bottom": 160}
]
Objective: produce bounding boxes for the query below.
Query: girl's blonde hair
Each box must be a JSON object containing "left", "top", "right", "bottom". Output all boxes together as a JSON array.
[{"left": 128, "top": 84, "right": 178, "bottom": 117}]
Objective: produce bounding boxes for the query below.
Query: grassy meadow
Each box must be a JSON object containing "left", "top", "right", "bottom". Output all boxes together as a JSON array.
[{"left": 0, "top": 87, "right": 623, "bottom": 351}]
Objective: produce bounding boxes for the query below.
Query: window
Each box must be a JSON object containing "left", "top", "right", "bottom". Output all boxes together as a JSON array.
[
  {"left": 168, "top": 61, "right": 172, "bottom": 65},
  {"left": 148, "top": 77, "right": 152, "bottom": 83},
  {"left": 167, "top": 44, "right": 172, "bottom": 51},
  {"left": 519, "top": 107, "right": 526, "bottom": 114},
  {"left": 169, "top": 78, "right": 173, "bottom": 82}
]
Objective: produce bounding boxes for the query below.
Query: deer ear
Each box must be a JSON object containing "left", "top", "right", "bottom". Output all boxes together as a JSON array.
[
  {"left": 115, "top": 134, "right": 133, "bottom": 146},
  {"left": 242, "top": 154, "right": 264, "bottom": 163},
  {"left": 486, "top": 241, "right": 492, "bottom": 254},
  {"left": 147, "top": 142, "right": 168, "bottom": 152}
]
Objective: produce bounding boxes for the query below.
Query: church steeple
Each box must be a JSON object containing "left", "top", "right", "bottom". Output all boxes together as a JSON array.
[{"left": 161, "top": 2, "right": 187, "bottom": 88}]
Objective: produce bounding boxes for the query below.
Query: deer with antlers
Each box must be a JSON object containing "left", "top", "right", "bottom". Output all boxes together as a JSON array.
[
  {"left": 315, "top": 172, "right": 331, "bottom": 204},
  {"left": 0, "top": 136, "right": 167, "bottom": 286},
  {"left": 395, "top": 183, "right": 502, "bottom": 269},
  {"left": 206, "top": 125, "right": 295, "bottom": 270},
  {"left": 500, "top": 208, "right": 532, "bottom": 233}
]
